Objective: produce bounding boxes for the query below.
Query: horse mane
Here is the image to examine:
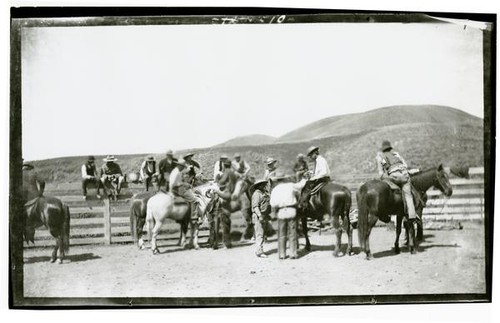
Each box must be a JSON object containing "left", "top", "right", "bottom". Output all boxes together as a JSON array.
[{"left": 410, "top": 166, "right": 441, "bottom": 191}]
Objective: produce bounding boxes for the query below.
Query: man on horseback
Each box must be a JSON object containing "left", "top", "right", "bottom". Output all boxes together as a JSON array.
[
  {"left": 169, "top": 159, "right": 202, "bottom": 225},
  {"left": 140, "top": 155, "right": 159, "bottom": 192},
  {"left": 100, "top": 155, "right": 125, "bottom": 199},
  {"left": 81, "top": 156, "right": 102, "bottom": 199},
  {"left": 232, "top": 153, "right": 251, "bottom": 179},
  {"left": 299, "top": 146, "right": 331, "bottom": 211},
  {"left": 183, "top": 152, "right": 201, "bottom": 185},
  {"left": 376, "top": 140, "right": 417, "bottom": 222},
  {"left": 158, "top": 149, "right": 177, "bottom": 191},
  {"left": 264, "top": 157, "right": 278, "bottom": 182}
]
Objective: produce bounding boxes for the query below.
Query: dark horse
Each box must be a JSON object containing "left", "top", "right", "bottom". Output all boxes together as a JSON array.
[
  {"left": 24, "top": 197, "right": 71, "bottom": 264},
  {"left": 357, "top": 164, "right": 453, "bottom": 260},
  {"left": 298, "top": 181, "right": 353, "bottom": 257}
]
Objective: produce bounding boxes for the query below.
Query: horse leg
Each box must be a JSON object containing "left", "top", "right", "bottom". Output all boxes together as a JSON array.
[
  {"left": 50, "top": 238, "right": 59, "bottom": 263},
  {"left": 190, "top": 220, "right": 200, "bottom": 250},
  {"left": 344, "top": 215, "right": 353, "bottom": 256},
  {"left": 363, "top": 213, "right": 378, "bottom": 260},
  {"left": 301, "top": 216, "right": 311, "bottom": 251},
  {"left": 137, "top": 215, "right": 146, "bottom": 250},
  {"left": 212, "top": 211, "right": 220, "bottom": 250},
  {"left": 179, "top": 220, "right": 188, "bottom": 249},
  {"left": 151, "top": 220, "right": 162, "bottom": 255},
  {"left": 405, "top": 218, "right": 417, "bottom": 254},
  {"left": 394, "top": 215, "right": 403, "bottom": 254},
  {"left": 332, "top": 215, "right": 343, "bottom": 257}
]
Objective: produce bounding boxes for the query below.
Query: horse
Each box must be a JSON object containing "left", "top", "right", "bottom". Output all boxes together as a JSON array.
[
  {"left": 24, "top": 196, "right": 71, "bottom": 264},
  {"left": 298, "top": 181, "right": 353, "bottom": 257},
  {"left": 142, "top": 183, "right": 217, "bottom": 254},
  {"left": 356, "top": 164, "right": 453, "bottom": 260}
]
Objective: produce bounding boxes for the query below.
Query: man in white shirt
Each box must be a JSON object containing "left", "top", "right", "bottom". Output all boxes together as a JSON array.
[
  {"left": 299, "top": 146, "right": 331, "bottom": 209},
  {"left": 81, "top": 156, "right": 102, "bottom": 199},
  {"left": 169, "top": 159, "right": 201, "bottom": 224}
]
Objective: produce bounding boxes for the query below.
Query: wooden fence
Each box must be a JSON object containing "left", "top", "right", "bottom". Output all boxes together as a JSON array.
[{"left": 25, "top": 167, "right": 485, "bottom": 248}]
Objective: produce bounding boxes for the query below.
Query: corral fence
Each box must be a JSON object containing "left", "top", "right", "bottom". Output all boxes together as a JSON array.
[{"left": 25, "top": 167, "right": 485, "bottom": 248}]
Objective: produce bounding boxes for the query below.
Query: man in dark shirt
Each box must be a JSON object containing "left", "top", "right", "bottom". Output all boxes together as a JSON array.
[
  {"left": 158, "top": 150, "right": 177, "bottom": 191},
  {"left": 81, "top": 156, "right": 102, "bottom": 199},
  {"left": 293, "top": 153, "right": 309, "bottom": 182},
  {"left": 183, "top": 152, "right": 201, "bottom": 185}
]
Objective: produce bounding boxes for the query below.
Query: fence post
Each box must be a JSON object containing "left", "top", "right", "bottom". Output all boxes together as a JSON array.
[{"left": 103, "top": 198, "right": 112, "bottom": 245}]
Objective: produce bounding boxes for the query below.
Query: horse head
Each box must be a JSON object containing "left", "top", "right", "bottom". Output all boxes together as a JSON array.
[
  {"left": 231, "top": 176, "right": 253, "bottom": 200},
  {"left": 435, "top": 164, "right": 453, "bottom": 197}
]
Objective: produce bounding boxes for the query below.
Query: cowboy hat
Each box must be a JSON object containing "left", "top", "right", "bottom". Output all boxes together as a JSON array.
[
  {"left": 220, "top": 154, "right": 229, "bottom": 159},
  {"left": 87, "top": 156, "right": 95, "bottom": 161},
  {"left": 296, "top": 153, "right": 305, "bottom": 159},
  {"left": 381, "top": 140, "right": 392, "bottom": 152},
  {"left": 165, "top": 149, "right": 174, "bottom": 156},
  {"left": 103, "top": 155, "right": 117, "bottom": 162},
  {"left": 265, "top": 157, "right": 277, "bottom": 165},
  {"left": 146, "top": 155, "right": 155, "bottom": 161},
  {"left": 307, "top": 146, "right": 319, "bottom": 156},
  {"left": 183, "top": 152, "right": 195, "bottom": 159},
  {"left": 250, "top": 178, "right": 268, "bottom": 191}
]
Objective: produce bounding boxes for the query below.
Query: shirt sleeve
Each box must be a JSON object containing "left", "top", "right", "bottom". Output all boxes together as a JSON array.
[
  {"left": 244, "top": 161, "right": 251, "bottom": 174},
  {"left": 81, "top": 165, "right": 87, "bottom": 178},
  {"left": 312, "top": 157, "right": 329, "bottom": 179},
  {"left": 251, "top": 192, "right": 261, "bottom": 214},
  {"left": 376, "top": 153, "right": 385, "bottom": 177}
]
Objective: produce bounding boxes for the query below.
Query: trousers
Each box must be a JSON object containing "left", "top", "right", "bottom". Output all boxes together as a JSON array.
[
  {"left": 389, "top": 170, "right": 417, "bottom": 219},
  {"left": 278, "top": 217, "right": 298, "bottom": 259}
]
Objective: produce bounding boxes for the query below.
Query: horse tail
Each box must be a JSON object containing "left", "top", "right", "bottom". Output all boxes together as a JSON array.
[
  {"left": 356, "top": 187, "right": 368, "bottom": 251},
  {"left": 62, "top": 204, "right": 71, "bottom": 254}
]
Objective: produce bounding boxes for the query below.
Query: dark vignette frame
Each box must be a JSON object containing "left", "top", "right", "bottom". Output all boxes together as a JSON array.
[{"left": 9, "top": 6, "right": 496, "bottom": 308}]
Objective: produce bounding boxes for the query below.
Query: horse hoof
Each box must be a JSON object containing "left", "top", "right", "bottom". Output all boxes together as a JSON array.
[
  {"left": 348, "top": 251, "right": 354, "bottom": 257},
  {"left": 152, "top": 249, "right": 160, "bottom": 255},
  {"left": 194, "top": 244, "right": 200, "bottom": 250},
  {"left": 394, "top": 248, "right": 400, "bottom": 254},
  {"left": 50, "top": 258, "right": 56, "bottom": 263},
  {"left": 139, "top": 245, "right": 145, "bottom": 250},
  {"left": 57, "top": 259, "right": 63, "bottom": 264},
  {"left": 410, "top": 249, "right": 417, "bottom": 255}
]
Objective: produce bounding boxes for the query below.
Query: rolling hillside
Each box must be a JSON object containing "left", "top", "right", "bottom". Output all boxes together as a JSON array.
[
  {"left": 28, "top": 105, "right": 485, "bottom": 183},
  {"left": 214, "top": 134, "right": 276, "bottom": 148}
]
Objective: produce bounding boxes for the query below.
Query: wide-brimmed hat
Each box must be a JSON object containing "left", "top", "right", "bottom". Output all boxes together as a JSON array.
[
  {"left": 265, "top": 157, "right": 277, "bottom": 165},
  {"left": 234, "top": 153, "right": 241, "bottom": 158},
  {"left": 220, "top": 154, "right": 228, "bottom": 159},
  {"left": 297, "top": 153, "right": 305, "bottom": 159},
  {"left": 146, "top": 155, "right": 155, "bottom": 161},
  {"left": 87, "top": 156, "right": 95, "bottom": 161},
  {"left": 103, "top": 155, "right": 117, "bottom": 162},
  {"left": 381, "top": 140, "right": 392, "bottom": 152},
  {"left": 166, "top": 149, "right": 174, "bottom": 156},
  {"left": 183, "top": 152, "right": 195, "bottom": 159},
  {"left": 250, "top": 178, "right": 268, "bottom": 191},
  {"left": 176, "top": 158, "right": 187, "bottom": 167},
  {"left": 307, "top": 146, "right": 319, "bottom": 156}
]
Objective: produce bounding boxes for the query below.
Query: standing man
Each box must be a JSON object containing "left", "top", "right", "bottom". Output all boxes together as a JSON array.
[
  {"left": 251, "top": 178, "right": 272, "bottom": 258},
  {"left": 140, "top": 155, "right": 158, "bottom": 191},
  {"left": 169, "top": 159, "right": 201, "bottom": 225},
  {"left": 158, "top": 150, "right": 177, "bottom": 191},
  {"left": 293, "top": 153, "right": 309, "bottom": 182},
  {"left": 100, "top": 155, "right": 125, "bottom": 199},
  {"left": 213, "top": 154, "right": 229, "bottom": 182},
  {"left": 81, "top": 156, "right": 102, "bottom": 199},
  {"left": 299, "top": 146, "right": 331, "bottom": 209},
  {"left": 232, "top": 153, "right": 251, "bottom": 179},
  {"left": 376, "top": 140, "right": 417, "bottom": 222}
]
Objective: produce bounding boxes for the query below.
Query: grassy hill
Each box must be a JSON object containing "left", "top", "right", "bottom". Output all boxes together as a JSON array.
[
  {"left": 28, "top": 105, "right": 484, "bottom": 184},
  {"left": 277, "top": 105, "right": 482, "bottom": 143},
  {"left": 214, "top": 134, "right": 276, "bottom": 148}
]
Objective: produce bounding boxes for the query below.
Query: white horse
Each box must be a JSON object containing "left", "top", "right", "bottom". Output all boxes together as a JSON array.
[{"left": 145, "top": 182, "right": 217, "bottom": 254}]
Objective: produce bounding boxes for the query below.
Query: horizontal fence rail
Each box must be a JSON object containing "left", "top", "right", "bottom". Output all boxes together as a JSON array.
[{"left": 25, "top": 167, "right": 485, "bottom": 248}]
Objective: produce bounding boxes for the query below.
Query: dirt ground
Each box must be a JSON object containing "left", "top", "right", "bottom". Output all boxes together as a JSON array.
[{"left": 23, "top": 221, "right": 486, "bottom": 301}]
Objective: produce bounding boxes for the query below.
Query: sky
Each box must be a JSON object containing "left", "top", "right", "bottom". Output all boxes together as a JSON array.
[{"left": 20, "top": 18, "right": 485, "bottom": 160}]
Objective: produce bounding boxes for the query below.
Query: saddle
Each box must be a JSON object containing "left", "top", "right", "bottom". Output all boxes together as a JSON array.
[
  {"left": 382, "top": 179, "right": 425, "bottom": 215},
  {"left": 310, "top": 181, "right": 328, "bottom": 195},
  {"left": 173, "top": 196, "right": 188, "bottom": 205}
]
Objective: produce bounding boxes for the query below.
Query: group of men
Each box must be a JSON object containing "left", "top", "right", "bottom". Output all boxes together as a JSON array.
[{"left": 23, "top": 140, "right": 416, "bottom": 259}]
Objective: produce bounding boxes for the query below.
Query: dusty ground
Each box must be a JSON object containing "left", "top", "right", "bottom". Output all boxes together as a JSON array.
[{"left": 23, "top": 221, "right": 486, "bottom": 300}]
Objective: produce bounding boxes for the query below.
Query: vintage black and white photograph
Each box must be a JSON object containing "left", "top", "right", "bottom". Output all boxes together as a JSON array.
[{"left": 9, "top": 6, "right": 494, "bottom": 309}]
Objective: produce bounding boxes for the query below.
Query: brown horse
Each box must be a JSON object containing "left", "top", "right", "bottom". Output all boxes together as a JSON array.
[
  {"left": 357, "top": 164, "right": 453, "bottom": 260},
  {"left": 24, "top": 196, "right": 71, "bottom": 264},
  {"left": 298, "top": 181, "right": 353, "bottom": 257}
]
